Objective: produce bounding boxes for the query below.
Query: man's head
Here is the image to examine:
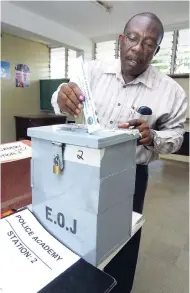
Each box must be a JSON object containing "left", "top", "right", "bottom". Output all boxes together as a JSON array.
[{"left": 119, "top": 12, "right": 164, "bottom": 77}]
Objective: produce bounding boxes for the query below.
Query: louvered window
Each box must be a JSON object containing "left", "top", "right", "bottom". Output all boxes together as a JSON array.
[
  {"left": 151, "top": 31, "right": 173, "bottom": 74},
  {"left": 67, "top": 49, "right": 78, "bottom": 78},
  {"left": 95, "top": 40, "right": 116, "bottom": 61},
  {"left": 175, "top": 29, "right": 190, "bottom": 73},
  {"left": 50, "top": 47, "right": 66, "bottom": 79}
]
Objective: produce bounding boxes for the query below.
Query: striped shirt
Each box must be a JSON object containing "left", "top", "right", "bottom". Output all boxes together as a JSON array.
[{"left": 51, "top": 59, "right": 187, "bottom": 165}]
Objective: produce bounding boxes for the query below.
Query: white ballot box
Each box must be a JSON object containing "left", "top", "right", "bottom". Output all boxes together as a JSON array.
[{"left": 28, "top": 124, "right": 139, "bottom": 266}]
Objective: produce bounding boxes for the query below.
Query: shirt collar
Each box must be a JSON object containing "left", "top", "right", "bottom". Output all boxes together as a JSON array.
[{"left": 103, "top": 59, "right": 155, "bottom": 89}]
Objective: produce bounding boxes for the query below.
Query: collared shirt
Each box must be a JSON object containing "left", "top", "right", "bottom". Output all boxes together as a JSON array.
[{"left": 51, "top": 59, "right": 187, "bottom": 165}]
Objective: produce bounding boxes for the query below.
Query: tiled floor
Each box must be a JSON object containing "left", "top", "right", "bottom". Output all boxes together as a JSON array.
[{"left": 132, "top": 159, "right": 189, "bottom": 293}]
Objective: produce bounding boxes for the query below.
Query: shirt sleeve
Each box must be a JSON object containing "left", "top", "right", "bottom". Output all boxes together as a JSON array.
[
  {"left": 149, "top": 88, "right": 188, "bottom": 154},
  {"left": 51, "top": 83, "right": 65, "bottom": 115}
]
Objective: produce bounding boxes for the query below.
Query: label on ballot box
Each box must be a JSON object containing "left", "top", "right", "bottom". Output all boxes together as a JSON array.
[{"left": 0, "top": 209, "right": 80, "bottom": 293}]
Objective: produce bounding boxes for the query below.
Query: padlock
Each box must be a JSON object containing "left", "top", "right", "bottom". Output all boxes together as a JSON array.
[{"left": 53, "top": 154, "right": 61, "bottom": 174}]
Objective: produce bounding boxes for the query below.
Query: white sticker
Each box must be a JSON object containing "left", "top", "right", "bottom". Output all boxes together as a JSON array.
[
  {"left": 0, "top": 209, "right": 80, "bottom": 293},
  {"left": 0, "top": 141, "right": 31, "bottom": 163},
  {"left": 64, "top": 145, "right": 105, "bottom": 167}
]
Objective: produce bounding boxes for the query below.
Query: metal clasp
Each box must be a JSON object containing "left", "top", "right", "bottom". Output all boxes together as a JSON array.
[{"left": 52, "top": 142, "right": 65, "bottom": 174}]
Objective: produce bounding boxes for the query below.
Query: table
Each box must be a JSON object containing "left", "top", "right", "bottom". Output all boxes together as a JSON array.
[
  {"left": 39, "top": 258, "right": 117, "bottom": 293},
  {"left": 14, "top": 114, "right": 67, "bottom": 141}
]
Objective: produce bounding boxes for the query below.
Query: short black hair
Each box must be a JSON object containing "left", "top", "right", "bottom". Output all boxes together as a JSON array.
[{"left": 124, "top": 12, "right": 164, "bottom": 44}]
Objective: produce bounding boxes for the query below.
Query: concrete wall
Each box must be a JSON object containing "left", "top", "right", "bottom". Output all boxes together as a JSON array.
[{"left": 1, "top": 33, "right": 49, "bottom": 143}]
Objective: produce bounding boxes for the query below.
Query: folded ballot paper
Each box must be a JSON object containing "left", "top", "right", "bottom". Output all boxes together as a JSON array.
[
  {"left": 0, "top": 209, "right": 116, "bottom": 293},
  {"left": 70, "top": 56, "right": 101, "bottom": 134}
]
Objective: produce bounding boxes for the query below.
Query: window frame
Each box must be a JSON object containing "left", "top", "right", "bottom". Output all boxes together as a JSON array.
[
  {"left": 49, "top": 47, "right": 80, "bottom": 79},
  {"left": 94, "top": 28, "right": 190, "bottom": 76}
]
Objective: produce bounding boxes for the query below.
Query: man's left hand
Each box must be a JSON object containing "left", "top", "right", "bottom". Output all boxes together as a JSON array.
[{"left": 118, "top": 119, "right": 153, "bottom": 146}]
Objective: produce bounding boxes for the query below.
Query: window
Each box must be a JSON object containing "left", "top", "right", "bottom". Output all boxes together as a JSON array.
[
  {"left": 67, "top": 49, "right": 78, "bottom": 78},
  {"left": 151, "top": 31, "right": 174, "bottom": 74},
  {"left": 50, "top": 47, "right": 66, "bottom": 79},
  {"left": 175, "top": 29, "right": 190, "bottom": 74},
  {"left": 95, "top": 40, "right": 116, "bottom": 61},
  {"left": 50, "top": 47, "right": 78, "bottom": 79}
]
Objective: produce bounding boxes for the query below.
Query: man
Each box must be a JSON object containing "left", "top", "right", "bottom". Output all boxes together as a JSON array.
[{"left": 51, "top": 12, "right": 187, "bottom": 293}]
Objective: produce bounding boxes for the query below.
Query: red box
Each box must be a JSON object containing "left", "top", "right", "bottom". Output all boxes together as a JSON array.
[{"left": 1, "top": 140, "right": 32, "bottom": 213}]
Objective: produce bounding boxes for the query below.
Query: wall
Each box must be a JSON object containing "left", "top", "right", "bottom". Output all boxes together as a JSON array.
[
  {"left": 1, "top": 33, "right": 49, "bottom": 143},
  {"left": 1, "top": 1, "right": 93, "bottom": 61}
]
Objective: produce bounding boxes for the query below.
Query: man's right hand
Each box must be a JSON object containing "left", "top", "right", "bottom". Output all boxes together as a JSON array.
[{"left": 57, "top": 82, "right": 84, "bottom": 117}]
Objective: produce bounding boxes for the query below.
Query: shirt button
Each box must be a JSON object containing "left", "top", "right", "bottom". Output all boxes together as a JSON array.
[
  {"left": 110, "top": 121, "right": 113, "bottom": 124},
  {"left": 118, "top": 103, "right": 121, "bottom": 106},
  {"left": 123, "top": 85, "right": 127, "bottom": 88}
]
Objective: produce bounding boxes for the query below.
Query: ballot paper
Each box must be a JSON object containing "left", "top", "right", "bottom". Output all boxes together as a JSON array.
[
  {"left": 71, "top": 56, "right": 101, "bottom": 134},
  {"left": 0, "top": 141, "right": 31, "bottom": 163},
  {"left": 131, "top": 212, "right": 145, "bottom": 236},
  {"left": 0, "top": 209, "right": 80, "bottom": 293}
]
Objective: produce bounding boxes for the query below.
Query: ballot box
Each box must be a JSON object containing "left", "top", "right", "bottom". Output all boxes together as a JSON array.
[
  {"left": 1, "top": 140, "right": 32, "bottom": 213},
  {"left": 28, "top": 124, "right": 139, "bottom": 266}
]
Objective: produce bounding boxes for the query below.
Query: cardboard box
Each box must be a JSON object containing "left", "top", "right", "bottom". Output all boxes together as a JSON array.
[{"left": 1, "top": 140, "right": 32, "bottom": 213}]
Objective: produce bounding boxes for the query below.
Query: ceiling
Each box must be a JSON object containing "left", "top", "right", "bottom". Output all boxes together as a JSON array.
[
  {"left": 9, "top": 1, "right": 189, "bottom": 40},
  {"left": 1, "top": 23, "right": 64, "bottom": 47}
]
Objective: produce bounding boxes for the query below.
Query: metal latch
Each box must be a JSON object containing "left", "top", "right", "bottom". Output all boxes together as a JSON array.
[{"left": 52, "top": 142, "right": 65, "bottom": 174}]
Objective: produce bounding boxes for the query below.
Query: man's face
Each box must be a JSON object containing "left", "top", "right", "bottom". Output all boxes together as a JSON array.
[{"left": 120, "top": 16, "right": 162, "bottom": 76}]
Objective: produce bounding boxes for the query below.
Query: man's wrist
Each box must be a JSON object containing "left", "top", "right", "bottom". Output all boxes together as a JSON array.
[
  {"left": 149, "top": 129, "right": 155, "bottom": 147},
  {"left": 144, "top": 129, "right": 156, "bottom": 150}
]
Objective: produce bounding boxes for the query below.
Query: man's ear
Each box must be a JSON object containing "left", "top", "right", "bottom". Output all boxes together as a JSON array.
[
  {"left": 154, "top": 46, "right": 160, "bottom": 56},
  {"left": 119, "top": 34, "right": 124, "bottom": 43}
]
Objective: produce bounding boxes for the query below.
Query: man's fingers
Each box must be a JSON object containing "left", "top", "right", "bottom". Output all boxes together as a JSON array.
[
  {"left": 57, "top": 99, "right": 75, "bottom": 116},
  {"left": 139, "top": 131, "right": 148, "bottom": 139},
  {"left": 138, "top": 131, "right": 151, "bottom": 145},
  {"left": 66, "top": 96, "right": 81, "bottom": 115},
  {"left": 64, "top": 85, "right": 81, "bottom": 109},
  {"left": 118, "top": 123, "right": 130, "bottom": 128},
  {"left": 139, "top": 137, "right": 150, "bottom": 145},
  {"left": 58, "top": 92, "right": 79, "bottom": 116},
  {"left": 64, "top": 105, "right": 76, "bottom": 117},
  {"left": 137, "top": 124, "right": 149, "bottom": 132},
  {"left": 139, "top": 138, "right": 147, "bottom": 145},
  {"left": 69, "top": 82, "right": 84, "bottom": 102},
  {"left": 57, "top": 83, "right": 84, "bottom": 117},
  {"left": 118, "top": 121, "right": 151, "bottom": 146},
  {"left": 118, "top": 119, "right": 146, "bottom": 130},
  {"left": 127, "top": 119, "right": 144, "bottom": 127},
  {"left": 61, "top": 104, "right": 79, "bottom": 118}
]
